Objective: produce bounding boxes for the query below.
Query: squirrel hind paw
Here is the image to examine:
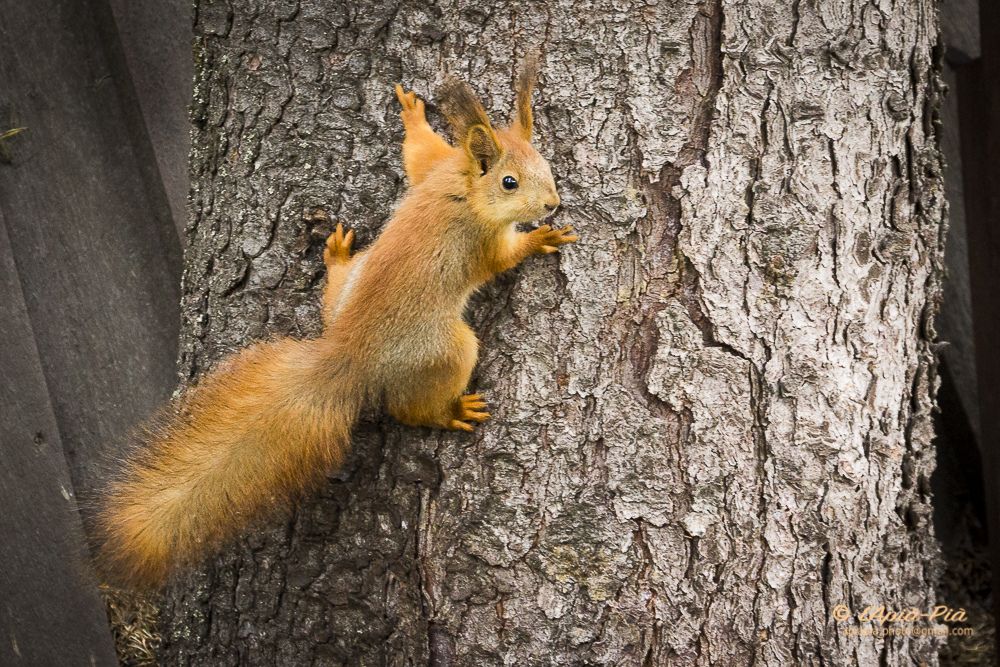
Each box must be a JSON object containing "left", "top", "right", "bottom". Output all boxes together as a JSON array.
[
  {"left": 324, "top": 223, "right": 355, "bottom": 268},
  {"left": 454, "top": 394, "right": 490, "bottom": 427}
]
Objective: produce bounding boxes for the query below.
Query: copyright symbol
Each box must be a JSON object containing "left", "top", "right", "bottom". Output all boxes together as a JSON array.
[{"left": 833, "top": 605, "right": 850, "bottom": 621}]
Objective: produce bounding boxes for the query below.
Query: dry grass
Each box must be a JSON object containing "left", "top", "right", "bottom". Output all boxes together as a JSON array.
[{"left": 101, "top": 585, "right": 162, "bottom": 667}]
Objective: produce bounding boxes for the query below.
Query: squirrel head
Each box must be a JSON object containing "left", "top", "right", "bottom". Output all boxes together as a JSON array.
[{"left": 438, "top": 54, "right": 560, "bottom": 226}]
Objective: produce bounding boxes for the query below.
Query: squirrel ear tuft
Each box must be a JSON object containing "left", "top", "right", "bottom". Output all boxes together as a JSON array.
[
  {"left": 437, "top": 77, "right": 503, "bottom": 173},
  {"left": 437, "top": 78, "right": 494, "bottom": 143},
  {"left": 466, "top": 124, "right": 502, "bottom": 174},
  {"left": 512, "top": 51, "right": 540, "bottom": 142}
]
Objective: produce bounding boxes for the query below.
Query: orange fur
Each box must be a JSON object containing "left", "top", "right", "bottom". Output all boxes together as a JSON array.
[{"left": 95, "top": 56, "right": 577, "bottom": 589}]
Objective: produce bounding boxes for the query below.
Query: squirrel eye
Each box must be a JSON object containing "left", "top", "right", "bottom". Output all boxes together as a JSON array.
[{"left": 502, "top": 176, "right": 519, "bottom": 191}]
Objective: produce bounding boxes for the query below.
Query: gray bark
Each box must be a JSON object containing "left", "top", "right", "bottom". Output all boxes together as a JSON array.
[{"left": 163, "top": 0, "right": 946, "bottom": 665}]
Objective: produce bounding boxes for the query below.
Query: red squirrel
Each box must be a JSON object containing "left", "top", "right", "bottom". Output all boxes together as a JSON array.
[{"left": 94, "top": 55, "right": 577, "bottom": 589}]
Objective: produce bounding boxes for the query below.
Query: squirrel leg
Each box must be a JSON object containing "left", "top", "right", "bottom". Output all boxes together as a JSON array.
[
  {"left": 386, "top": 322, "right": 489, "bottom": 431},
  {"left": 488, "top": 225, "right": 579, "bottom": 274},
  {"left": 322, "top": 223, "right": 357, "bottom": 331},
  {"left": 395, "top": 85, "right": 455, "bottom": 187}
]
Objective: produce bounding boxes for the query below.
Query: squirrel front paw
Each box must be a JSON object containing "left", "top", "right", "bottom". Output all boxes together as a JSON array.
[
  {"left": 395, "top": 85, "right": 429, "bottom": 128},
  {"left": 530, "top": 225, "right": 578, "bottom": 254}
]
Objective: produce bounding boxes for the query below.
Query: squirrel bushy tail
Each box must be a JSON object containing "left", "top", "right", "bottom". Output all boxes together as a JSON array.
[{"left": 94, "top": 337, "right": 361, "bottom": 589}]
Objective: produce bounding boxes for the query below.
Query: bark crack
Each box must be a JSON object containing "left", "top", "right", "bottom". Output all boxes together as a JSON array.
[{"left": 787, "top": 0, "right": 801, "bottom": 47}]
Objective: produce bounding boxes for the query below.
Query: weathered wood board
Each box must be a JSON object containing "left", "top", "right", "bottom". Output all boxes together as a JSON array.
[
  {"left": 0, "top": 0, "right": 183, "bottom": 503},
  {"left": 0, "top": 213, "right": 118, "bottom": 666},
  {"left": 0, "top": 0, "right": 187, "bottom": 661}
]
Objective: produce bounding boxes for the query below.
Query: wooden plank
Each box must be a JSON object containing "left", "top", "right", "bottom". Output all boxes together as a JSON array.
[
  {"left": 0, "top": 210, "right": 118, "bottom": 667},
  {"left": 98, "top": 0, "right": 194, "bottom": 242},
  {"left": 0, "top": 0, "right": 183, "bottom": 503},
  {"left": 0, "top": 0, "right": 189, "bottom": 659}
]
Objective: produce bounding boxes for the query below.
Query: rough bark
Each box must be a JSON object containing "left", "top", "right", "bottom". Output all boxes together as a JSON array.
[{"left": 163, "top": 0, "right": 947, "bottom": 665}]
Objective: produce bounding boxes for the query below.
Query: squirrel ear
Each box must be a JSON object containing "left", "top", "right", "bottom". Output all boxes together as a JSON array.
[
  {"left": 465, "top": 124, "right": 502, "bottom": 174},
  {"left": 512, "top": 51, "right": 540, "bottom": 141}
]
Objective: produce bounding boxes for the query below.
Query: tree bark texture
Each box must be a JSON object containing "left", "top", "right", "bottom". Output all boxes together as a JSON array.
[{"left": 164, "top": 0, "right": 947, "bottom": 665}]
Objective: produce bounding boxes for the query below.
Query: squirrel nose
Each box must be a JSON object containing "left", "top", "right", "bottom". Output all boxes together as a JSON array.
[{"left": 543, "top": 192, "right": 560, "bottom": 212}]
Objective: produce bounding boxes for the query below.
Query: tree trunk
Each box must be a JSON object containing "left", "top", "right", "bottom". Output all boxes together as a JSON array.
[{"left": 163, "top": 0, "right": 946, "bottom": 665}]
